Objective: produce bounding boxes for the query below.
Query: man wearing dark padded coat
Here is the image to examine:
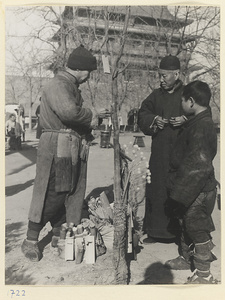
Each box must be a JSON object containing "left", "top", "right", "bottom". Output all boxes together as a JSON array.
[
  {"left": 21, "top": 45, "right": 97, "bottom": 261},
  {"left": 138, "top": 55, "right": 187, "bottom": 243}
]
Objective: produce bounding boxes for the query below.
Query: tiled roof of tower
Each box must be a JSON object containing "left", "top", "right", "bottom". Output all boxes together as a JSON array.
[
  {"left": 62, "top": 6, "right": 192, "bottom": 26},
  {"left": 63, "top": 6, "right": 175, "bottom": 20},
  {"left": 106, "top": 6, "right": 175, "bottom": 20}
]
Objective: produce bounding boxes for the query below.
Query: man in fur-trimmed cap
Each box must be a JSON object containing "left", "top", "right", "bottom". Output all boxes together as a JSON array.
[
  {"left": 21, "top": 45, "right": 97, "bottom": 261},
  {"left": 138, "top": 55, "right": 187, "bottom": 244}
]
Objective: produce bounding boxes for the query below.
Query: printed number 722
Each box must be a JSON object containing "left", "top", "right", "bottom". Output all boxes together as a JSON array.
[{"left": 9, "top": 290, "right": 25, "bottom": 297}]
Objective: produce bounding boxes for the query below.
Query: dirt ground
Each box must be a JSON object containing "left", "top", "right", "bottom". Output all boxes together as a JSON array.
[{"left": 5, "top": 130, "right": 221, "bottom": 287}]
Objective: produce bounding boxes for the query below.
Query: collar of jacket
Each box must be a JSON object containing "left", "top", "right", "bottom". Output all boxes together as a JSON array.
[
  {"left": 160, "top": 79, "right": 183, "bottom": 94},
  {"left": 183, "top": 107, "right": 212, "bottom": 128},
  {"left": 57, "top": 70, "right": 79, "bottom": 86}
]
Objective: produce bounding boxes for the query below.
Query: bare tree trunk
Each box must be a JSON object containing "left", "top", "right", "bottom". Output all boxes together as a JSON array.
[
  {"left": 109, "top": 6, "right": 131, "bottom": 285},
  {"left": 112, "top": 77, "right": 128, "bottom": 284}
]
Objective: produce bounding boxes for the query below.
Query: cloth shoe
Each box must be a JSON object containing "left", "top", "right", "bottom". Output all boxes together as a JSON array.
[
  {"left": 165, "top": 255, "right": 190, "bottom": 270},
  {"left": 21, "top": 239, "right": 41, "bottom": 262},
  {"left": 185, "top": 272, "right": 217, "bottom": 284}
]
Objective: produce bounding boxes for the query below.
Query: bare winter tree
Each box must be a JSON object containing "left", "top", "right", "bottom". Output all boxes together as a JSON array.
[
  {"left": 6, "top": 6, "right": 220, "bottom": 123},
  {"left": 5, "top": 6, "right": 62, "bottom": 130},
  {"left": 109, "top": 7, "right": 131, "bottom": 284},
  {"left": 5, "top": 45, "right": 47, "bottom": 130},
  {"left": 165, "top": 6, "right": 220, "bottom": 121}
]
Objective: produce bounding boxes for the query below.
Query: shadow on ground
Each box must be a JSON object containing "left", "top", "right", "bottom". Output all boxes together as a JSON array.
[
  {"left": 5, "top": 263, "right": 37, "bottom": 285},
  {"left": 38, "top": 231, "right": 53, "bottom": 254},
  {"left": 137, "top": 262, "right": 174, "bottom": 284},
  {"left": 5, "top": 179, "right": 34, "bottom": 197},
  {"left": 5, "top": 222, "right": 26, "bottom": 253},
  {"left": 5, "top": 142, "right": 38, "bottom": 175},
  {"left": 85, "top": 184, "right": 114, "bottom": 203}
]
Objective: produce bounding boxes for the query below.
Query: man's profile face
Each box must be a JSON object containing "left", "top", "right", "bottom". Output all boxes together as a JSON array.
[{"left": 158, "top": 69, "right": 179, "bottom": 91}]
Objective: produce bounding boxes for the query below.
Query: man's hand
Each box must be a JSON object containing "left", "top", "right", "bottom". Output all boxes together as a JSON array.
[
  {"left": 90, "top": 116, "right": 98, "bottom": 129},
  {"left": 155, "top": 116, "right": 169, "bottom": 129},
  {"left": 85, "top": 132, "right": 95, "bottom": 142},
  {"left": 169, "top": 115, "right": 187, "bottom": 127}
]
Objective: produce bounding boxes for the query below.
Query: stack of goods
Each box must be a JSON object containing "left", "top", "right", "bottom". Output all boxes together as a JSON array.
[
  {"left": 57, "top": 219, "right": 106, "bottom": 263},
  {"left": 87, "top": 191, "right": 114, "bottom": 249}
]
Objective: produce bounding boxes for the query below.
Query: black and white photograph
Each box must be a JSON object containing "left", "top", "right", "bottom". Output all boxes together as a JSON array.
[{"left": 2, "top": 1, "right": 223, "bottom": 298}]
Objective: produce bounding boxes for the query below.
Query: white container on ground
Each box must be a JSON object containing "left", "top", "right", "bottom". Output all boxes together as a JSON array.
[
  {"left": 65, "top": 237, "right": 74, "bottom": 261},
  {"left": 84, "top": 235, "right": 95, "bottom": 264}
]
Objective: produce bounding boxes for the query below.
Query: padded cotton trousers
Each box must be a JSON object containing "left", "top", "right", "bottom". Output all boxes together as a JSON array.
[
  {"left": 27, "top": 161, "right": 67, "bottom": 241},
  {"left": 179, "top": 189, "right": 217, "bottom": 276}
]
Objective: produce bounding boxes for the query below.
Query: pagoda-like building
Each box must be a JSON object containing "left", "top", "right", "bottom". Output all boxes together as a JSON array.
[{"left": 52, "top": 6, "right": 193, "bottom": 73}]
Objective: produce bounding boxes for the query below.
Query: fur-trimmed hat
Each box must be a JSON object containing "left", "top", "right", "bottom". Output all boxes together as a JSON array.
[
  {"left": 67, "top": 45, "right": 97, "bottom": 71},
  {"left": 159, "top": 55, "right": 180, "bottom": 70}
]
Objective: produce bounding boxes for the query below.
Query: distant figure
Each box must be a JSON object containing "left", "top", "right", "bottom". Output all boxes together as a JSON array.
[
  {"left": 118, "top": 114, "right": 123, "bottom": 126},
  {"left": 16, "top": 104, "right": 25, "bottom": 142},
  {"left": 127, "top": 108, "right": 139, "bottom": 132},
  {"left": 35, "top": 98, "right": 42, "bottom": 139},
  {"left": 5, "top": 113, "right": 22, "bottom": 150}
]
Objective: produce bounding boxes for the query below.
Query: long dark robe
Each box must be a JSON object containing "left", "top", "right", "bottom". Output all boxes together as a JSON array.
[{"left": 138, "top": 80, "right": 184, "bottom": 239}]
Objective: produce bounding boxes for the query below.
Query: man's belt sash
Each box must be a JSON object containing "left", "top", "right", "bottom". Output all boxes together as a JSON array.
[{"left": 42, "top": 128, "right": 81, "bottom": 139}]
